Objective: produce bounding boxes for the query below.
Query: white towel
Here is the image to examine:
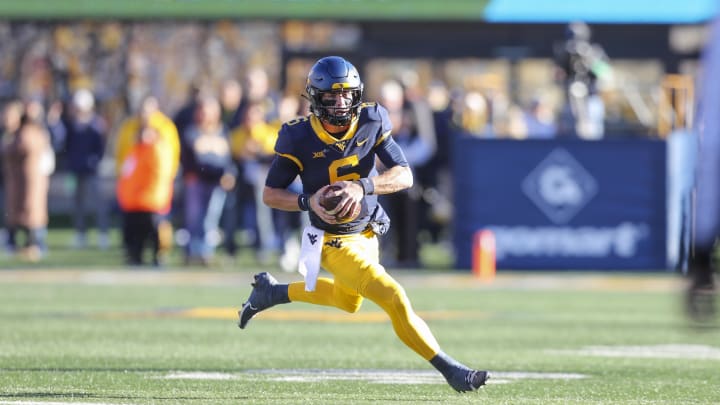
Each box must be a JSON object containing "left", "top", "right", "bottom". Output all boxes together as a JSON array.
[{"left": 298, "top": 225, "right": 324, "bottom": 291}]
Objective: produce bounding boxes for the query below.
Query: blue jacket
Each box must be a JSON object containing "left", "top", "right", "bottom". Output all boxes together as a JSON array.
[{"left": 64, "top": 115, "right": 106, "bottom": 175}]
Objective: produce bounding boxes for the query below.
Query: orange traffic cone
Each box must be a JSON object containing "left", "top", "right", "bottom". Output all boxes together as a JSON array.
[{"left": 472, "top": 229, "right": 496, "bottom": 282}]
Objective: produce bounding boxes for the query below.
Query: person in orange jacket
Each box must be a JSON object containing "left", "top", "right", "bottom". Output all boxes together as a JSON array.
[
  {"left": 116, "top": 120, "right": 177, "bottom": 266},
  {"left": 115, "top": 95, "right": 180, "bottom": 177},
  {"left": 115, "top": 95, "right": 180, "bottom": 258}
]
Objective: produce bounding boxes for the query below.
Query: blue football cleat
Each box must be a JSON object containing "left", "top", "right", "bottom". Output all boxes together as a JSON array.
[
  {"left": 466, "top": 370, "right": 490, "bottom": 391},
  {"left": 447, "top": 369, "right": 490, "bottom": 392},
  {"left": 238, "top": 272, "right": 285, "bottom": 329}
]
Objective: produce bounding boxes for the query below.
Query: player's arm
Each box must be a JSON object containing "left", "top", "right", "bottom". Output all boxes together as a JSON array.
[
  {"left": 328, "top": 164, "right": 412, "bottom": 220},
  {"left": 263, "top": 153, "right": 302, "bottom": 211},
  {"left": 336, "top": 163, "right": 412, "bottom": 196},
  {"left": 263, "top": 186, "right": 303, "bottom": 211},
  {"left": 368, "top": 132, "right": 413, "bottom": 194},
  {"left": 263, "top": 154, "right": 337, "bottom": 222},
  {"left": 263, "top": 184, "right": 336, "bottom": 223},
  {"left": 263, "top": 182, "right": 336, "bottom": 224},
  {"left": 366, "top": 164, "right": 412, "bottom": 195},
  {"left": 329, "top": 135, "right": 413, "bottom": 219},
  {"left": 263, "top": 183, "right": 333, "bottom": 215}
]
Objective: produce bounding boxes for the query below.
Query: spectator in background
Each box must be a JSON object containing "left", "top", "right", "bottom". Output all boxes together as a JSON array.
[
  {"left": 397, "top": 72, "right": 439, "bottom": 248},
  {"left": 523, "top": 96, "right": 558, "bottom": 139},
  {"left": 173, "top": 83, "right": 203, "bottom": 140},
  {"left": 224, "top": 67, "right": 281, "bottom": 259},
  {"left": 273, "top": 94, "right": 309, "bottom": 271},
  {"left": 218, "top": 78, "right": 245, "bottom": 258},
  {"left": 63, "top": 88, "right": 109, "bottom": 249},
  {"left": 229, "top": 100, "right": 279, "bottom": 264},
  {"left": 116, "top": 121, "right": 178, "bottom": 266},
  {"left": 0, "top": 141, "right": 3, "bottom": 249},
  {"left": 45, "top": 100, "right": 67, "bottom": 155},
  {"left": 180, "top": 93, "right": 236, "bottom": 265},
  {"left": 398, "top": 70, "right": 438, "bottom": 160},
  {"left": 23, "top": 101, "right": 57, "bottom": 207},
  {"left": 219, "top": 78, "right": 243, "bottom": 130},
  {"left": 379, "top": 79, "right": 434, "bottom": 268},
  {"left": 172, "top": 83, "right": 207, "bottom": 235},
  {"left": 115, "top": 95, "right": 180, "bottom": 177},
  {"left": 499, "top": 104, "right": 529, "bottom": 140},
  {"left": 1, "top": 101, "right": 24, "bottom": 254},
  {"left": 554, "top": 21, "right": 612, "bottom": 140},
  {"left": 424, "top": 80, "right": 455, "bottom": 244},
  {"left": 2, "top": 101, "right": 52, "bottom": 261},
  {"left": 240, "top": 67, "right": 279, "bottom": 123},
  {"left": 457, "top": 90, "right": 494, "bottom": 137},
  {"left": 24, "top": 99, "right": 58, "bottom": 177},
  {"left": 114, "top": 95, "right": 180, "bottom": 259}
]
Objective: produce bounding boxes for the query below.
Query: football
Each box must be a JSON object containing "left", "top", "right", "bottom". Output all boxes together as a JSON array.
[
  {"left": 318, "top": 185, "right": 361, "bottom": 222},
  {"left": 318, "top": 185, "right": 343, "bottom": 213}
]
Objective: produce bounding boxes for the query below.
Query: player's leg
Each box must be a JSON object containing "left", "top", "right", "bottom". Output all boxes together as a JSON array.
[
  {"left": 327, "top": 231, "right": 489, "bottom": 392},
  {"left": 361, "top": 267, "right": 439, "bottom": 357},
  {"left": 359, "top": 267, "right": 488, "bottom": 391},
  {"left": 239, "top": 229, "right": 372, "bottom": 329},
  {"left": 288, "top": 277, "right": 363, "bottom": 313},
  {"left": 239, "top": 272, "right": 365, "bottom": 329},
  {"left": 237, "top": 272, "right": 290, "bottom": 329},
  {"left": 319, "top": 231, "right": 439, "bottom": 357}
]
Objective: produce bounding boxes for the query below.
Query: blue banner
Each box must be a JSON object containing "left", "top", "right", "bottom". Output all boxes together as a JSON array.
[{"left": 452, "top": 137, "right": 667, "bottom": 271}]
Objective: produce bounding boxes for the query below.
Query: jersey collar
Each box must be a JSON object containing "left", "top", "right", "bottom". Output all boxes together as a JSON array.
[{"left": 310, "top": 114, "right": 359, "bottom": 145}]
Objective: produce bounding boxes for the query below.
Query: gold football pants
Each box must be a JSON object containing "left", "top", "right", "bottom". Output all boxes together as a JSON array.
[{"left": 288, "top": 229, "right": 440, "bottom": 360}]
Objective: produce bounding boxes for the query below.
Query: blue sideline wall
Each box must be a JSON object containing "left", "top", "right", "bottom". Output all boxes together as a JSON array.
[{"left": 452, "top": 137, "right": 667, "bottom": 271}]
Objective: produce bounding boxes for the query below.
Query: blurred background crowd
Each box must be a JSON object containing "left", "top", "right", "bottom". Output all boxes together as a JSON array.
[{"left": 0, "top": 13, "right": 712, "bottom": 269}]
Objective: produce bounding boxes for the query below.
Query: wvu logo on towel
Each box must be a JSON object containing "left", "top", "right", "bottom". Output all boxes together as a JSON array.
[
  {"left": 307, "top": 233, "right": 318, "bottom": 245},
  {"left": 325, "top": 238, "right": 342, "bottom": 248}
]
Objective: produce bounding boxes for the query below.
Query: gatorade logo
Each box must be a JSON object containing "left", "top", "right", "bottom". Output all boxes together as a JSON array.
[{"left": 522, "top": 148, "right": 598, "bottom": 224}]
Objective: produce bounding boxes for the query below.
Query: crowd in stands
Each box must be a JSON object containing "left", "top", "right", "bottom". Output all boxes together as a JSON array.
[{"left": 0, "top": 20, "right": 616, "bottom": 267}]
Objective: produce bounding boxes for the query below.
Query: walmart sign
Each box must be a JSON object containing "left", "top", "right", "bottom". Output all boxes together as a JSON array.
[{"left": 453, "top": 138, "right": 667, "bottom": 271}]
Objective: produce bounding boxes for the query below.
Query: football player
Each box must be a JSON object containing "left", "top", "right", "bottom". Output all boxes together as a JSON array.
[{"left": 237, "top": 56, "right": 489, "bottom": 392}]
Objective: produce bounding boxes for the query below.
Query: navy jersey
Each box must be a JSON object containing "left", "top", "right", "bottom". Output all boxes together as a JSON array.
[{"left": 266, "top": 102, "right": 408, "bottom": 234}]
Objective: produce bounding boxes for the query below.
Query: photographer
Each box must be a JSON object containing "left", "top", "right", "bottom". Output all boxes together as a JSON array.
[{"left": 554, "top": 21, "right": 613, "bottom": 139}]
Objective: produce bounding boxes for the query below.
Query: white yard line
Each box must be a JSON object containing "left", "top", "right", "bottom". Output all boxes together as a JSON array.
[
  {"left": 548, "top": 344, "right": 720, "bottom": 360},
  {"left": 157, "top": 369, "right": 588, "bottom": 385},
  {"left": 0, "top": 402, "right": 127, "bottom": 405}
]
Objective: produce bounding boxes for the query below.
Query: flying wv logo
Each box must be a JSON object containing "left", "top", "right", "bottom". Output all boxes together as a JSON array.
[
  {"left": 325, "top": 238, "right": 342, "bottom": 248},
  {"left": 332, "top": 141, "right": 348, "bottom": 153},
  {"left": 307, "top": 233, "right": 318, "bottom": 245}
]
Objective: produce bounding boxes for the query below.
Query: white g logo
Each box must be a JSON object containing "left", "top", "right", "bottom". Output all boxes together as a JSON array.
[
  {"left": 538, "top": 165, "right": 582, "bottom": 206},
  {"left": 522, "top": 148, "right": 598, "bottom": 224}
]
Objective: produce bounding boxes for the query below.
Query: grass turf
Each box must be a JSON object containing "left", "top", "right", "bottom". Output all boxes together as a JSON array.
[{"left": 0, "top": 268, "right": 718, "bottom": 404}]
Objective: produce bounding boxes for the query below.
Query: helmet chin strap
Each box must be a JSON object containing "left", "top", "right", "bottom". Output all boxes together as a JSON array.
[
  {"left": 317, "top": 104, "right": 353, "bottom": 127},
  {"left": 321, "top": 113, "right": 352, "bottom": 128}
]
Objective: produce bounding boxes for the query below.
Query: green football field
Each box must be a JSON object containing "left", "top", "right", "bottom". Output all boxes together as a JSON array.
[{"left": 0, "top": 266, "right": 718, "bottom": 404}]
